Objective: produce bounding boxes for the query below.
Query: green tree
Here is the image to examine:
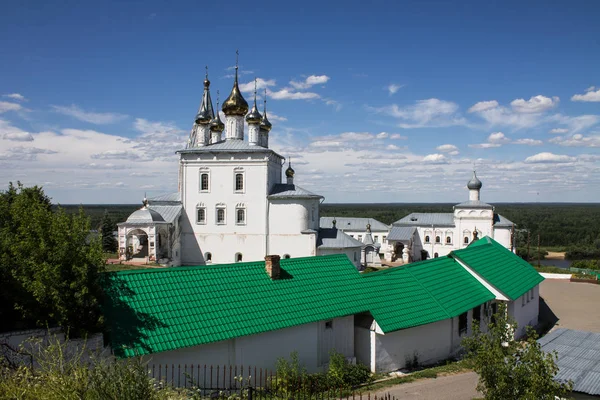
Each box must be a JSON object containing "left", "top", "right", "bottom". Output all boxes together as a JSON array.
[
  {"left": 462, "top": 303, "right": 572, "bottom": 400},
  {"left": 101, "top": 210, "right": 117, "bottom": 253},
  {"left": 0, "top": 182, "right": 105, "bottom": 336}
]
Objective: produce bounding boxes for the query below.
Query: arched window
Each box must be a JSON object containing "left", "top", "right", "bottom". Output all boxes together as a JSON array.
[
  {"left": 425, "top": 235, "right": 430, "bottom": 243},
  {"left": 434, "top": 252, "right": 439, "bottom": 258},
  {"left": 283, "top": 254, "right": 291, "bottom": 259},
  {"left": 196, "top": 203, "right": 206, "bottom": 224},
  {"left": 464, "top": 236, "right": 469, "bottom": 244},
  {"left": 446, "top": 236, "right": 451, "bottom": 244},
  {"left": 235, "top": 173, "right": 244, "bottom": 191},
  {"left": 236, "top": 208, "right": 245, "bottom": 225},
  {"left": 205, "top": 252, "right": 212, "bottom": 262},
  {"left": 200, "top": 173, "right": 209, "bottom": 191},
  {"left": 216, "top": 205, "right": 226, "bottom": 224},
  {"left": 235, "top": 253, "right": 243, "bottom": 262},
  {"left": 435, "top": 236, "right": 441, "bottom": 243}
]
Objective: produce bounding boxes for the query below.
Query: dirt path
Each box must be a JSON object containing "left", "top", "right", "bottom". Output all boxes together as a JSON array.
[
  {"left": 545, "top": 251, "right": 566, "bottom": 260},
  {"left": 375, "top": 372, "right": 479, "bottom": 400}
]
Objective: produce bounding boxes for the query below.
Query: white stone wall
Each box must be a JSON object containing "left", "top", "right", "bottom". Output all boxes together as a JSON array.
[
  {"left": 179, "top": 152, "right": 282, "bottom": 265},
  {"left": 143, "top": 315, "right": 355, "bottom": 382},
  {"left": 372, "top": 318, "right": 457, "bottom": 372},
  {"left": 507, "top": 285, "right": 540, "bottom": 339}
]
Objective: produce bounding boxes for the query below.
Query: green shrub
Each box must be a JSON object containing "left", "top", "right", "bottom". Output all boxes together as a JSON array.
[
  {"left": 327, "top": 351, "right": 372, "bottom": 388},
  {"left": 571, "top": 260, "right": 600, "bottom": 270}
]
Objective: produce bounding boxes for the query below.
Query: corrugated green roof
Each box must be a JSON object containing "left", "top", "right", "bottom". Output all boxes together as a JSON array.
[
  {"left": 101, "top": 254, "right": 369, "bottom": 357},
  {"left": 364, "top": 256, "right": 494, "bottom": 332},
  {"left": 451, "top": 236, "right": 544, "bottom": 300}
]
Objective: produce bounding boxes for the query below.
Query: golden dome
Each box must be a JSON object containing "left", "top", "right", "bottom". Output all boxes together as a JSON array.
[{"left": 222, "top": 66, "right": 248, "bottom": 116}]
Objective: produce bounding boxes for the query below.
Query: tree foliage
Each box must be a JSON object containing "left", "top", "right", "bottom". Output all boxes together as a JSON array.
[
  {"left": 100, "top": 210, "right": 117, "bottom": 253},
  {"left": 0, "top": 183, "right": 105, "bottom": 336},
  {"left": 462, "top": 303, "right": 572, "bottom": 400}
]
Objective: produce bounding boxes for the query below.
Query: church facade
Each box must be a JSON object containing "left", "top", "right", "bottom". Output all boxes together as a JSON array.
[
  {"left": 118, "top": 64, "right": 361, "bottom": 267},
  {"left": 118, "top": 63, "right": 513, "bottom": 268}
]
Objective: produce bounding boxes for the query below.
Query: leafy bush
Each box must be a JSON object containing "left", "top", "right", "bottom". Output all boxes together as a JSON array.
[
  {"left": 566, "top": 247, "right": 600, "bottom": 260},
  {"left": 571, "top": 260, "right": 600, "bottom": 270},
  {"left": 327, "top": 351, "right": 372, "bottom": 388}
]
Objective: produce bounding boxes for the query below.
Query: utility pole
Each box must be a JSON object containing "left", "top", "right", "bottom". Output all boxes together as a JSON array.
[
  {"left": 527, "top": 230, "right": 531, "bottom": 261},
  {"left": 537, "top": 234, "right": 541, "bottom": 267}
]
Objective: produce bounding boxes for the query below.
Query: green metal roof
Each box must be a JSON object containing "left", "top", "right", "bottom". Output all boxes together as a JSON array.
[
  {"left": 451, "top": 236, "right": 544, "bottom": 300},
  {"left": 101, "top": 254, "right": 369, "bottom": 357},
  {"left": 364, "top": 256, "right": 495, "bottom": 332}
]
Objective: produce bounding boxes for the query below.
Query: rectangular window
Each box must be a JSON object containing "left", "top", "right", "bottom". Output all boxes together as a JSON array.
[
  {"left": 522, "top": 295, "right": 526, "bottom": 307},
  {"left": 530, "top": 289, "right": 534, "bottom": 300},
  {"left": 473, "top": 305, "right": 481, "bottom": 324},
  {"left": 236, "top": 208, "right": 245, "bottom": 225},
  {"left": 196, "top": 208, "right": 206, "bottom": 224},
  {"left": 383, "top": 236, "right": 387, "bottom": 243},
  {"left": 325, "top": 320, "right": 333, "bottom": 329},
  {"left": 358, "top": 235, "right": 363, "bottom": 241},
  {"left": 374, "top": 235, "right": 379, "bottom": 243},
  {"left": 200, "top": 173, "right": 209, "bottom": 191},
  {"left": 459, "top": 312, "right": 468, "bottom": 335},
  {"left": 235, "top": 173, "right": 244, "bottom": 192},
  {"left": 216, "top": 208, "right": 225, "bottom": 224}
]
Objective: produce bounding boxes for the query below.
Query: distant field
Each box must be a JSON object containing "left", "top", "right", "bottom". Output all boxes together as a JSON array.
[{"left": 59, "top": 202, "right": 600, "bottom": 248}]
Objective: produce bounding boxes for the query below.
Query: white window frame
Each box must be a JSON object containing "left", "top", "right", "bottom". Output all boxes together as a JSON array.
[
  {"left": 382, "top": 235, "right": 387, "bottom": 243},
  {"left": 235, "top": 205, "right": 246, "bottom": 225},
  {"left": 233, "top": 168, "right": 245, "bottom": 194},
  {"left": 374, "top": 235, "right": 379, "bottom": 243},
  {"left": 196, "top": 203, "right": 206, "bottom": 225},
  {"left": 216, "top": 204, "right": 226, "bottom": 225},
  {"left": 199, "top": 168, "right": 210, "bottom": 193}
]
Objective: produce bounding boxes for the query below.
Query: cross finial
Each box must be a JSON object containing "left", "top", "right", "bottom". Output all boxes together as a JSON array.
[
  {"left": 235, "top": 49, "right": 239, "bottom": 70},
  {"left": 263, "top": 89, "right": 268, "bottom": 111},
  {"left": 254, "top": 77, "right": 257, "bottom": 98},
  {"left": 205, "top": 65, "right": 208, "bottom": 80},
  {"left": 216, "top": 90, "right": 220, "bottom": 107}
]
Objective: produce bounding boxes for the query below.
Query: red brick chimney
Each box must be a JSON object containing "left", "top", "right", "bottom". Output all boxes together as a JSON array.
[{"left": 265, "top": 255, "right": 281, "bottom": 279}]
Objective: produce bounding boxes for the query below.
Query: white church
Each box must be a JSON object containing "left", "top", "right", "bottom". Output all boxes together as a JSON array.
[{"left": 118, "top": 64, "right": 514, "bottom": 268}]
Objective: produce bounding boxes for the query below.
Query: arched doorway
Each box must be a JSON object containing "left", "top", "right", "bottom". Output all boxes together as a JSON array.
[
  {"left": 126, "top": 229, "right": 149, "bottom": 260},
  {"left": 394, "top": 243, "right": 405, "bottom": 261}
]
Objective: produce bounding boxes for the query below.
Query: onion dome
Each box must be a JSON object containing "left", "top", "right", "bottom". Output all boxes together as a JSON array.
[
  {"left": 285, "top": 163, "right": 295, "bottom": 178},
  {"left": 260, "top": 92, "right": 272, "bottom": 132},
  {"left": 245, "top": 79, "right": 262, "bottom": 124},
  {"left": 467, "top": 171, "right": 483, "bottom": 190},
  {"left": 195, "top": 69, "right": 214, "bottom": 124},
  {"left": 222, "top": 54, "right": 248, "bottom": 116},
  {"left": 210, "top": 93, "right": 225, "bottom": 132}
]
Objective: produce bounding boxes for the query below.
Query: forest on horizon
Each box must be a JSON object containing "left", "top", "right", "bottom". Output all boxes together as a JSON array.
[{"left": 59, "top": 202, "right": 600, "bottom": 249}]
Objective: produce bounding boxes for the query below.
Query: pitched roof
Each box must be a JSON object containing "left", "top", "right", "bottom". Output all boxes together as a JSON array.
[
  {"left": 101, "top": 254, "right": 368, "bottom": 357},
  {"left": 364, "top": 256, "right": 495, "bottom": 332},
  {"left": 149, "top": 205, "right": 182, "bottom": 224},
  {"left": 148, "top": 192, "right": 181, "bottom": 203},
  {"left": 268, "top": 184, "right": 323, "bottom": 199},
  {"left": 387, "top": 226, "right": 417, "bottom": 242},
  {"left": 177, "top": 140, "right": 283, "bottom": 158},
  {"left": 317, "top": 228, "right": 363, "bottom": 249},
  {"left": 538, "top": 328, "right": 600, "bottom": 395},
  {"left": 393, "top": 213, "right": 455, "bottom": 227},
  {"left": 493, "top": 213, "right": 514, "bottom": 227},
  {"left": 320, "top": 217, "right": 389, "bottom": 232},
  {"left": 451, "top": 236, "right": 544, "bottom": 300}
]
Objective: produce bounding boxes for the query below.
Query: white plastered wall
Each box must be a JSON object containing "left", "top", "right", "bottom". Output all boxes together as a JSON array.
[{"left": 507, "top": 285, "right": 540, "bottom": 339}]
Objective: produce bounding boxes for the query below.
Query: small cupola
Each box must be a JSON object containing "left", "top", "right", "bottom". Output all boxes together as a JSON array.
[
  {"left": 467, "top": 171, "right": 483, "bottom": 201},
  {"left": 285, "top": 159, "right": 295, "bottom": 184},
  {"left": 222, "top": 54, "right": 248, "bottom": 116}
]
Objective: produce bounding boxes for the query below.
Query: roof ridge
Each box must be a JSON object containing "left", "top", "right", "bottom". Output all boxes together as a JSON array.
[{"left": 403, "top": 262, "right": 452, "bottom": 320}]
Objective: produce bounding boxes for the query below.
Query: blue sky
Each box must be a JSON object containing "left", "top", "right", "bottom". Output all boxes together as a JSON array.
[{"left": 1, "top": 0, "right": 599, "bottom": 204}]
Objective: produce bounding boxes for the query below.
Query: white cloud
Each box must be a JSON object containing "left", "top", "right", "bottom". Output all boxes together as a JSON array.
[
  {"left": 373, "top": 99, "right": 466, "bottom": 128},
  {"left": 266, "top": 112, "right": 287, "bottom": 122},
  {"left": 549, "top": 128, "right": 569, "bottom": 134},
  {"left": 571, "top": 86, "right": 600, "bottom": 102},
  {"left": 289, "top": 75, "right": 330, "bottom": 90},
  {"left": 3, "top": 93, "right": 27, "bottom": 101},
  {"left": 386, "top": 144, "right": 401, "bottom": 150},
  {"left": 488, "top": 132, "right": 510, "bottom": 143},
  {"left": 468, "top": 143, "right": 502, "bottom": 149},
  {"left": 524, "top": 152, "right": 576, "bottom": 163},
  {"left": 0, "top": 146, "right": 57, "bottom": 161},
  {"left": 510, "top": 95, "right": 559, "bottom": 114},
  {"left": 387, "top": 84, "right": 403, "bottom": 95},
  {"left": 549, "top": 133, "right": 600, "bottom": 148},
  {"left": 0, "top": 119, "right": 34, "bottom": 141},
  {"left": 390, "top": 133, "right": 407, "bottom": 140},
  {"left": 0, "top": 101, "right": 23, "bottom": 114},
  {"left": 268, "top": 88, "right": 320, "bottom": 100},
  {"left": 422, "top": 153, "right": 448, "bottom": 164},
  {"left": 436, "top": 144, "right": 459, "bottom": 155},
  {"left": 513, "top": 138, "right": 543, "bottom": 146},
  {"left": 239, "top": 78, "right": 277, "bottom": 93},
  {"left": 52, "top": 105, "right": 128, "bottom": 124},
  {"left": 468, "top": 100, "right": 499, "bottom": 113},
  {"left": 324, "top": 99, "right": 342, "bottom": 111}
]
